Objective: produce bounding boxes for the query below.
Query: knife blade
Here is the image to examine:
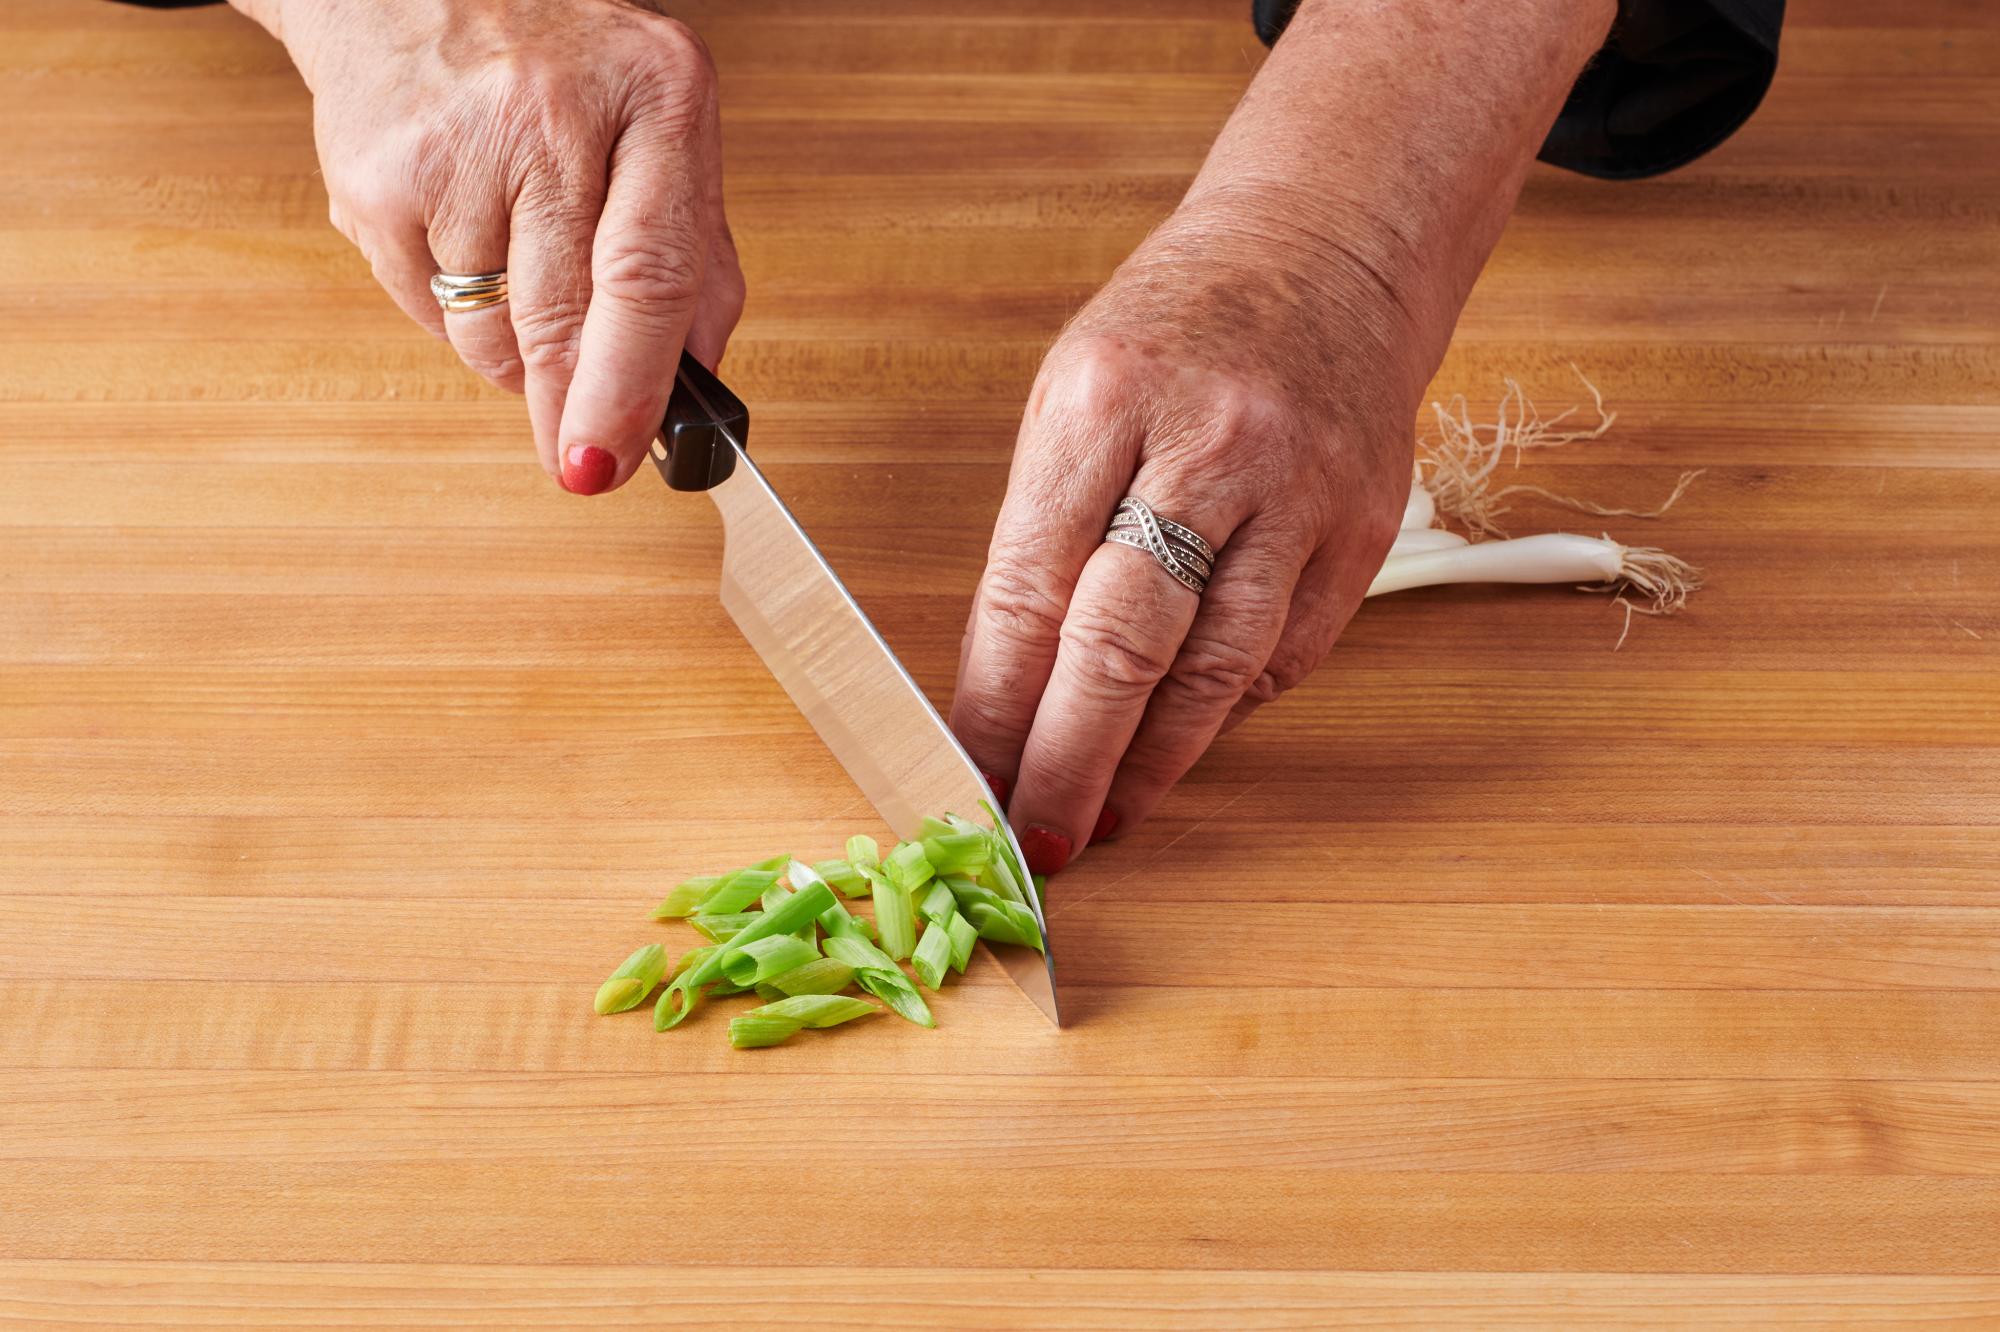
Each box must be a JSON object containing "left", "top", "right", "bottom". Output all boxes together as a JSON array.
[{"left": 651, "top": 351, "right": 1060, "bottom": 1028}]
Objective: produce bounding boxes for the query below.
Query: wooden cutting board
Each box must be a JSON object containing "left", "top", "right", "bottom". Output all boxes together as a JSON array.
[{"left": 2, "top": 0, "right": 1997, "bottom": 1323}]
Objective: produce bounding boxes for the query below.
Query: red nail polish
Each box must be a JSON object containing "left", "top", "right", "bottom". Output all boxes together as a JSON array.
[
  {"left": 562, "top": 445, "right": 617, "bottom": 496},
  {"left": 981, "top": 770, "right": 1011, "bottom": 806},
  {"left": 1092, "top": 806, "right": 1119, "bottom": 843},
  {"left": 1019, "top": 824, "right": 1071, "bottom": 877}
]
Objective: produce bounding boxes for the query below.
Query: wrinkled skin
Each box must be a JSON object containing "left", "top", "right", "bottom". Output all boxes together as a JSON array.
[{"left": 275, "top": 0, "right": 743, "bottom": 491}]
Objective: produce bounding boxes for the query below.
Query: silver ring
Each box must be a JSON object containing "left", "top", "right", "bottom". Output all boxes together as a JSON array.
[
  {"left": 430, "top": 269, "right": 508, "bottom": 313},
  {"left": 1103, "top": 495, "right": 1214, "bottom": 595}
]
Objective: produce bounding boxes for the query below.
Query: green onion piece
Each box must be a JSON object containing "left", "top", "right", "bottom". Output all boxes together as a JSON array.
[
  {"left": 727, "top": 994, "right": 880, "bottom": 1049},
  {"left": 720, "top": 934, "right": 820, "bottom": 987},
  {"left": 916, "top": 815, "right": 957, "bottom": 841},
  {"left": 1031, "top": 873, "right": 1048, "bottom": 905},
  {"left": 811, "top": 858, "right": 867, "bottom": 896},
  {"left": 918, "top": 879, "right": 957, "bottom": 928},
  {"left": 695, "top": 867, "right": 781, "bottom": 916},
  {"left": 855, "top": 965, "right": 934, "bottom": 1028},
  {"left": 873, "top": 876, "right": 918, "bottom": 961},
  {"left": 817, "top": 896, "right": 870, "bottom": 942},
  {"left": 593, "top": 943, "right": 667, "bottom": 1015},
  {"left": 652, "top": 875, "right": 721, "bottom": 920},
  {"left": 945, "top": 911, "right": 977, "bottom": 974},
  {"left": 921, "top": 830, "right": 991, "bottom": 877},
  {"left": 672, "top": 944, "right": 717, "bottom": 981},
  {"left": 969, "top": 899, "right": 1044, "bottom": 951},
  {"left": 761, "top": 883, "right": 793, "bottom": 912},
  {"left": 943, "top": 876, "right": 1008, "bottom": 915},
  {"left": 754, "top": 957, "right": 856, "bottom": 1001},
  {"left": 749, "top": 854, "right": 793, "bottom": 872},
  {"left": 682, "top": 882, "right": 836, "bottom": 990},
  {"left": 710, "top": 977, "right": 753, "bottom": 997},
  {"left": 823, "top": 934, "right": 899, "bottom": 974},
  {"left": 845, "top": 834, "right": 881, "bottom": 871},
  {"left": 883, "top": 840, "right": 935, "bottom": 894},
  {"left": 688, "top": 911, "right": 758, "bottom": 944},
  {"left": 653, "top": 979, "right": 705, "bottom": 1031},
  {"left": 912, "top": 922, "right": 953, "bottom": 990},
  {"left": 978, "top": 800, "right": 1032, "bottom": 906}
]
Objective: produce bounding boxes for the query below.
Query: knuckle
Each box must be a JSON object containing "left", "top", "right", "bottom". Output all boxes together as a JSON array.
[
  {"left": 595, "top": 240, "right": 703, "bottom": 313},
  {"left": 1061, "top": 608, "right": 1175, "bottom": 695},
  {"left": 459, "top": 350, "right": 525, "bottom": 387},
  {"left": 512, "top": 298, "right": 587, "bottom": 375},
  {"left": 1168, "top": 635, "right": 1265, "bottom": 705},
  {"left": 979, "top": 563, "right": 1068, "bottom": 645}
]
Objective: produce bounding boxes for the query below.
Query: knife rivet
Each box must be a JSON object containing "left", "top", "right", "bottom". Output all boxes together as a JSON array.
[{"left": 651, "top": 439, "right": 668, "bottom": 461}]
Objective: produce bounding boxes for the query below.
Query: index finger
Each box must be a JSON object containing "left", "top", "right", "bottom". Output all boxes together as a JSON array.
[{"left": 555, "top": 69, "right": 717, "bottom": 493}]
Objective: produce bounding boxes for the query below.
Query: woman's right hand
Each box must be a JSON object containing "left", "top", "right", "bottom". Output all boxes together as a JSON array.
[{"left": 244, "top": 0, "right": 745, "bottom": 494}]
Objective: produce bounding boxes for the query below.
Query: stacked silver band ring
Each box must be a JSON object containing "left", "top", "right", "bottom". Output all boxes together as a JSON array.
[
  {"left": 430, "top": 269, "right": 509, "bottom": 313},
  {"left": 1103, "top": 495, "right": 1215, "bottom": 595}
]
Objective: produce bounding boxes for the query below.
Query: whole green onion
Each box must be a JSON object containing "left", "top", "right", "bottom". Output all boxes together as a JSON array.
[
  {"left": 593, "top": 943, "right": 667, "bottom": 1015},
  {"left": 945, "top": 911, "right": 977, "bottom": 974},
  {"left": 720, "top": 934, "right": 821, "bottom": 987},
  {"left": 912, "top": 922, "right": 952, "bottom": 991}
]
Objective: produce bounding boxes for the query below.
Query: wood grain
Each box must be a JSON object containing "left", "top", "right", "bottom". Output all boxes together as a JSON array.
[{"left": 2, "top": 0, "right": 1996, "bottom": 1325}]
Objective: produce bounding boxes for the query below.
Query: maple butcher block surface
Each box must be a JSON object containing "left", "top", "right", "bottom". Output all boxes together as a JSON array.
[{"left": 2, "top": 0, "right": 1998, "bottom": 1325}]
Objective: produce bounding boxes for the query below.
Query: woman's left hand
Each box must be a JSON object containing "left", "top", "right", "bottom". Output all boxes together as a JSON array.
[{"left": 947, "top": 191, "right": 1425, "bottom": 875}]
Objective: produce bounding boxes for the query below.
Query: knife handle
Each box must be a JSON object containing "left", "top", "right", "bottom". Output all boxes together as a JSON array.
[{"left": 652, "top": 350, "right": 749, "bottom": 492}]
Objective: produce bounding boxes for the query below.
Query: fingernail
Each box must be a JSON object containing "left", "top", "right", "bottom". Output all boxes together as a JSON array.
[
  {"left": 562, "top": 445, "right": 617, "bottom": 496},
  {"left": 981, "top": 770, "right": 1011, "bottom": 806},
  {"left": 1019, "top": 824, "right": 1071, "bottom": 877},
  {"left": 1092, "top": 806, "right": 1120, "bottom": 843}
]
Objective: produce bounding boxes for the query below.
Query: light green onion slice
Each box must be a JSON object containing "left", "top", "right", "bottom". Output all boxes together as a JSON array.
[
  {"left": 1031, "top": 873, "right": 1047, "bottom": 905},
  {"left": 921, "top": 830, "right": 991, "bottom": 877},
  {"left": 817, "top": 896, "right": 868, "bottom": 941},
  {"left": 977, "top": 800, "right": 1032, "bottom": 906},
  {"left": 916, "top": 815, "right": 958, "bottom": 841},
  {"left": 653, "top": 979, "right": 705, "bottom": 1031},
  {"left": 912, "top": 922, "right": 953, "bottom": 991},
  {"left": 761, "top": 883, "right": 793, "bottom": 912},
  {"left": 593, "top": 943, "right": 667, "bottom": 1015},
  {"left": 945, "top": 911, "right": 977, "bottom": 974},
  {"left": 873, "top": 875, "right": 918, "bottom": 962},
  {"left": 811, "top": 858, "right": 867, "bottom": 896},
  {"left": 658, "top": 881, "right": 839, "bottom": 1031},
  {"left": 943, "top": 876, "right": 1009, "bottom": 915},
  {"left": 688, "top": 911, "right": 758, "bottom": 944},
  {"left": 969, "top": 899, "right": 1044, "bottom": 951},
  {"left": 753, "top": 957, "right": 856, "bottom": 1002},
  {"left": 652, "top": 875, "right": 721, "bottom": 920},
  {"left": 856, "top": 966, "right": 934, "bottom": 1028},
  {"left": 845, "top": 834, "right": 880, "bottom": 871},
  {"left": 695, "top": 867, "right": 781, "bottom": 916},
  {"left": 918, "top": 879, "right": 957, "bottom": 928},
  {"left": 883, "top": 840, "right": 935, "bottom": 894},
  {"left": 720, "top": 934, "right": 820, "bottom": 987},
  {"left": 728, "top": 994, "right": 880, "bottom": 1049}
]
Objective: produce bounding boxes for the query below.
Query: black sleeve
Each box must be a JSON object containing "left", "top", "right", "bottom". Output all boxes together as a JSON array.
[{"left": 1252, "top": 0, "right": 1784, "bottom": 180}]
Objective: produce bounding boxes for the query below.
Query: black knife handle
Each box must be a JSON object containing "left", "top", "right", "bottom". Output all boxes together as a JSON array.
[{"left": 653, "top": 350, "right": 749, "bottom": 492}]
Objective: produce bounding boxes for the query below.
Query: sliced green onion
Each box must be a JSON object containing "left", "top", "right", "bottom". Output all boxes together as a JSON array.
[
  {"left": 945, "top": 911, "right": 977, "bottom": 974},
  {"left": 918, "top": 879, "right": 957, "bottom": 928},
  {"left": 720, "top": 934, "right": 820, "bottom": 987},
  {"left": 728, "top": 994, "right": 880, "bottom": 1049},
  {"left": 856, "top": 966, "right": 934, "bottom": 1028},
  {"left": 943, "top": 876, "right": 1008, "bottom": 915},
  {"left": 653, "top": 979, "right": 705, "bottom": 1031},
  {"left": 686, "top": 882, "right": 836, "bottom": 989},
  {"left": 688, "top": 911, "right": 758, "bottom": 944},
  {"left": 817, "top": 896, "right": 869, "bottom": 942},
  {"left": 1031, "top": 873, "right": 1047, "bottom": 905},
  {"left": 978, "top": 800, "right": 1032, "bottom": 906},
  {"left": 883, "top": 840, "right": 935, "bottom": 894},
  {"left": 969, "top": 899, "right": 1044, "bottom": 951},
  {"left": 593, "top": 943, "right": 667, "bottom": 1015},
  {"left": 695, "top": 867, "right": 781, "bottom": 916},
  {"left": 823, "top": 934, "right": 900, "bottom": 974},
  {"left": 921, "top": 830, "right": 991, "bottom": 877},
  {"left": 916, "top": 815, "right": 959, "bottom": 841},
  {"left": 811, "top": 858, "right": 868, "bottom": 896},
  {"left": 753, "top": 957, "right": 856, "bottom": 1002},
  {"left": 652, "top": 875, "right": 721, "bottom": 920},
  {"left": 873, "top": 874, "right": 918, "bottom": 962},
  {"left": 747, "top": 854, "right": 792, "bottom": 872},
  {"left": 912, "top": 921, "right": 953, "bottom": 990},
  {"left": 761, "top": 883, "right": 793, "bottom": 912},
  {"left": 845, "top": 834, "right": 880, "bottom": 871}
]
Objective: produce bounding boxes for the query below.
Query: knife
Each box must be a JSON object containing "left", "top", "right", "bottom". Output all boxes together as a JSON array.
[{"left": 651, "top": 350, "right": 1060, "bottom": 1028}]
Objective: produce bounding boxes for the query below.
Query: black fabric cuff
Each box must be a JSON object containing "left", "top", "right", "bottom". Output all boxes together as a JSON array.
[{"left": 1252, "top": 0, "right": 1784, "bottom": 181}]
